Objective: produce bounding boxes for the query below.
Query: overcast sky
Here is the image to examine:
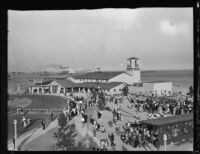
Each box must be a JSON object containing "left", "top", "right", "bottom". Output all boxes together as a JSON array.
[{"left": 8, "top": 8, "right": 193, "bottom": 72}]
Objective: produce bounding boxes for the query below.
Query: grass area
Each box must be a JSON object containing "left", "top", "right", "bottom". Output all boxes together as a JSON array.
[
  {"left": 10, "top": 94, "right": 69, "bottom": 110},
  {"left": 8, "top": 97, "right": 32, "bottom": 115},
  {"left": 23, "top": 95, "right": 68, "bottom": 109},
  {"left": 8, "top": 113, "right": 50, "bottom": 141},
  {"left": 8, "top": 94, "right": 69, "bottom": 141}
]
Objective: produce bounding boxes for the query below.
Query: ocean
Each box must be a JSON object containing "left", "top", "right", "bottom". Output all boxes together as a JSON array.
[{"left": 140, "top": 69, "right": 193, "bottom": 94}]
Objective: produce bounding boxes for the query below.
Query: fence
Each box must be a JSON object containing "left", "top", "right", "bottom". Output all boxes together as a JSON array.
[
  {"left": 21, "top": 108, "right": 63, "bottom": 115},
  {"left": 49, "top": 109, "right": 63, "bottom": 115},
  {"left": 23, "top": 109, "right": 49, "bottom": 114}
]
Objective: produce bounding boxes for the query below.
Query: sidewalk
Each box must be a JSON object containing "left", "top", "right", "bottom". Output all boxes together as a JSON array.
[
  {"left": 19, "top": 118, "right": 58, "bottom": 150},
  {"left": 74, "top": 116, "right": 101, "bottom": 147}
]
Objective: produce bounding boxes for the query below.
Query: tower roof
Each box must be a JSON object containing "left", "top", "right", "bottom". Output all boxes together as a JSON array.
[{"left": 127, "top": 57, "right": 140, "bottom": 60}]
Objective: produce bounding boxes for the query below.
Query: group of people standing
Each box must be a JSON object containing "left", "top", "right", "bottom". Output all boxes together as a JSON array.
[
  {"left": 127, "top": 94, "right": 193, "bottom": 117},
  {"left": 120, "top": 121, "right": 160, "bottom": 150}
]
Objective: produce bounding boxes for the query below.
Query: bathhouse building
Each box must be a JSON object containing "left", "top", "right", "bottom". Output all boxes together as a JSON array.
[{"left": 29, "top": 57, "right": 172, "bottom": 96}]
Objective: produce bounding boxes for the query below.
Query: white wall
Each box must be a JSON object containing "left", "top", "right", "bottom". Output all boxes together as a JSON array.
[
  {"left": 153, "top": 82, "right": 172, "bottom": 96},
  {"left": 109, "top": 73, "right": 135, "bottom": 85},
  {"left": 132, "top": 70, "right": 141, "bottom": 83},
  {"left": 128, "top": 83, "right": 153, "bottom": 94},
  {"left": 109, "top": 83, "right": 125, "bottom": 95}
]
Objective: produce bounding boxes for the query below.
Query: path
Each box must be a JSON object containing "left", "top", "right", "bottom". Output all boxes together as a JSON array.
[{"left": 19, "top": 118, "right": 58, "bottom": 150}]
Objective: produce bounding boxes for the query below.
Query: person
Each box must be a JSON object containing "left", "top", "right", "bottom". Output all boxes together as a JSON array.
[
  {"left": 50, "top": 112, "right": 54, "bottom": 121},
  {"left": 27, "top": 117, "right": 30, "bottom": 125},
  {"left": 97, "top": 110, "right": 101, "bottom": 119},
  {"left": 93, "top": 125, "right": 96, "bottom": 137},
  {"left": 21, "top": 106, "right": 24, "bottom": 113},
  {"left": 110, "top": 133, "right": 115, "bottom": 146},
  {"left": 81, "top": 116, "right": 85, "bottom": 126},
  {"left": 13, "top": 138, "right": 15, "bottom": 149},
  {"left": 21, "top": 116, "right": 26, "bottom": 127},
  {"left": 41, "top": 120, "right": 46, "bottom": 130}
]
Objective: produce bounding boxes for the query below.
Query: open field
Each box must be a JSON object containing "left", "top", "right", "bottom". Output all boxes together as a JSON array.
[
  {"left": 10, "top": 94, "right": 69, "bottom": 110},
  {"left": 8, "top": 97, "right": 32, "bottom": 114}
]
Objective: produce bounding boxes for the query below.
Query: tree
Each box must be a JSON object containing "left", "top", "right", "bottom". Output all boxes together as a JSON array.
[
  {"left": 54, "top": 124, "right": 77, "bottom": 151},
  {"left": 97, "top": 99, "right": 106, "bottom": 111},
  {"left": 58, "top": 112, "right": 67, "bottom": 128},
  {"left": 122, "top": 85, "right": 129, "bottom": 96}
]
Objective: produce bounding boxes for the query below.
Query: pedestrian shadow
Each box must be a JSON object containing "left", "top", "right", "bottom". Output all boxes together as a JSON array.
[
  {"left": 121, "top": 145, "right": 128, "bottom": 151},
  {"left": 69, "top": 134, "right": 99, "bottom": 151}
]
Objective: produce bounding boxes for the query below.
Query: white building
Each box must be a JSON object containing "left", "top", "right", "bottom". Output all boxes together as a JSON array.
[
  {"left": 29, "top": 79, "right": 125, "bottom": 95},
  {"left": 129, "top": 81, "right": 173, "bottom": 96},
  {"left": 68, "top": 57, "right": 141, "bottom": 85},
  {"left": 29, "top": 57, "right": 172, "bottom": 96}
]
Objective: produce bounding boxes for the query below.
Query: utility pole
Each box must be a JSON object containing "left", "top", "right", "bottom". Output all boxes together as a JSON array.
[
  {"left": 163, "top": 134, "right": 167, "bottom": 151},
  {"left": 13, "top": 120, "right": 17, "bottom": 150}
]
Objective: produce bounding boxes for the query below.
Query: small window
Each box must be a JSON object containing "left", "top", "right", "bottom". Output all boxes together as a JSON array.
[
  {"left": 119, "top": 89, "right": 121, "bottom": 91},
  {"left": 113, "top": 89, "right": 116, "bottom": 92}
]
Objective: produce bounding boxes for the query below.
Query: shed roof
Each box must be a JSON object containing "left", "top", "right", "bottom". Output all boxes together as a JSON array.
[
  {"left": 127, "top": 57, "right": 140, "bottom": 60},
  {"left": 71, "top": 71, "right": 126, "bottom": 80},
  {"left": 141, "top": 113, "right": 193, "bottom": 126}
]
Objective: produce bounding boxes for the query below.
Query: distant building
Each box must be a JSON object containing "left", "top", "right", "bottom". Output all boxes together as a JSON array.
[
  {"left": 68, "top": 57, "right": 141, "bottom": 85},
  {"left": 29, "top": 57, "right": 141, "bottom": 95},
  {"left": 29, "top": 57, "right": 172, "bottom": 96},
  {"left": 129, "top": 81, "right": 173, "bottom": 96}
]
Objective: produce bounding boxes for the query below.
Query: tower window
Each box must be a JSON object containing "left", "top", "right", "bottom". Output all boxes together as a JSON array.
[{"left": 135, "top": 60, "right": 139, "bottom": 67}]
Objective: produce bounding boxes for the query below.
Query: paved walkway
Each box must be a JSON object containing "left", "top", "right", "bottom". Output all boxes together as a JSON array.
[
  {"left": 23, "top": 119, "right": 58, "bottom": 145},
  {"left": 19, "top": 119, "right": 58, "bottom": 150},
  {"left": 74, "top": 116, "right": 101, "bottom": 147}
]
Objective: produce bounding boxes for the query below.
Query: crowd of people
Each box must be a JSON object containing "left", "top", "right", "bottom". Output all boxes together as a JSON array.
[
  {"left": 127, "top": 94, "right": 193, "bottom": 117},
  {"left": 57, "top": 89, "right": 193, "bottom": 151},
  {"left": 120, "top": 120, "right": 159, "bottom": 149}
]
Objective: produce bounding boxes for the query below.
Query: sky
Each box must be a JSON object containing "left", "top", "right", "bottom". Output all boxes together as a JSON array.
[{"left": 8, "top": 8, "right": 193, "bottom": 72}]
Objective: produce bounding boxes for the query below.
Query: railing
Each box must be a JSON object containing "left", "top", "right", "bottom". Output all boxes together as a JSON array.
[
  {"left": 23, "top": 109, "right": 49, "bottom": 114},
  {"left": 49, "top": 109, "right": 63, "bottom": 114}
]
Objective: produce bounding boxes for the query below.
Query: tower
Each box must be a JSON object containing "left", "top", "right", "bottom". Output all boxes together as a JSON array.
[{"left": 126, "top": 57, "right": 141, "bottom": 83}]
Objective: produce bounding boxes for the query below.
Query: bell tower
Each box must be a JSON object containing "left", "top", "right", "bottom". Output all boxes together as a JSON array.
[{"left": 126, "top": 57, "right": 141, "bottom": 83}]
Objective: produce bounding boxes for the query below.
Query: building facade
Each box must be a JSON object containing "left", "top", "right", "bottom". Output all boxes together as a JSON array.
[{"left": 128, "top": 81, "right": 173, "bottom": 96}]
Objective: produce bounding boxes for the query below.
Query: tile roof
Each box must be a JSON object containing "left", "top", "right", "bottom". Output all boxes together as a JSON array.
[
  {"left": 54, "top": 79, "right": 124, "bottom": 90},
  {"left": 76, "top": 82, "right": 124, "bottom": 90},
  {"left": 141, "top": 113, "right": 193, "bottom": 126},
  {"left": 71, "top": 71, "right": 126, "bottom": 80},
  {"left": 34, "top": 80, "right": 52, "bottom": 86},
  {"left": 55, "top": 79, "right": 74, "bottom": 88}
]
